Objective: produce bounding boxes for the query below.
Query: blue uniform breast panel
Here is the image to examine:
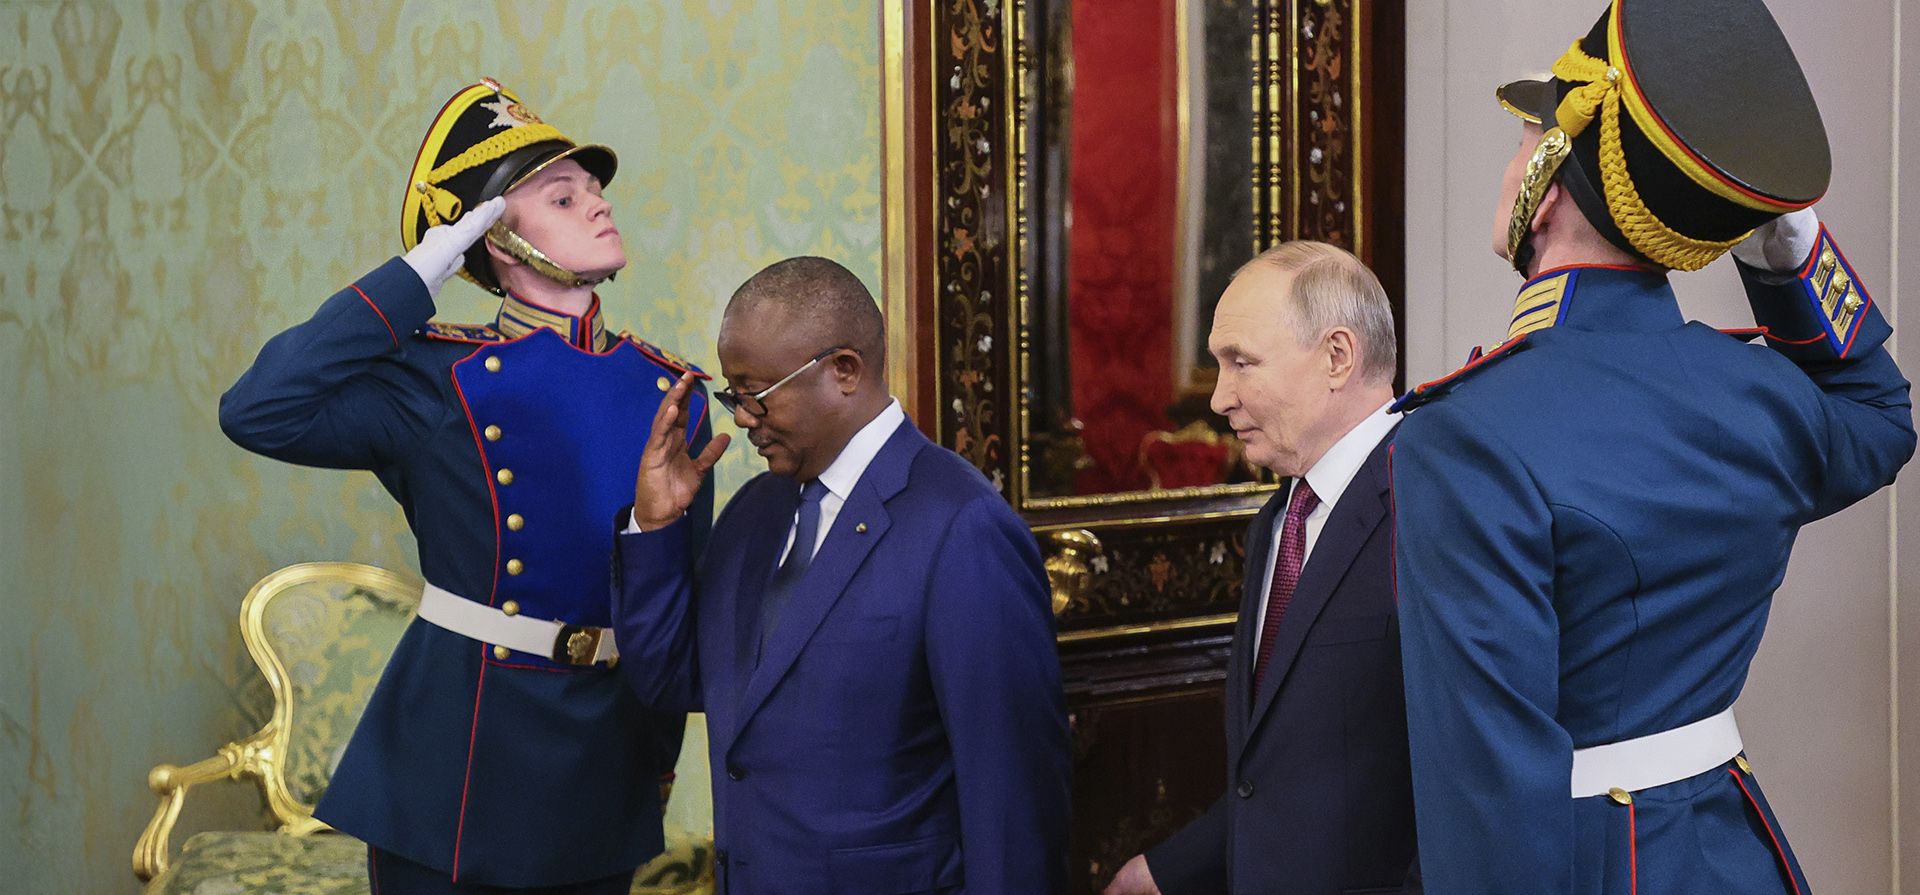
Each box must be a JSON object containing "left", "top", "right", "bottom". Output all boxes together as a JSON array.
[
  {"left": 452, "top": 329, "right": 705, "bottom": 657},
  {"left": 221, "top": 259, "right": 713, "bottom": 887}
]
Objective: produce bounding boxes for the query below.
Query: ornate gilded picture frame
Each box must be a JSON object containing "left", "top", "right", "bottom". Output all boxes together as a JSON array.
[{"left": 884, "top": 0, "right": 1404, "bottom": 643}]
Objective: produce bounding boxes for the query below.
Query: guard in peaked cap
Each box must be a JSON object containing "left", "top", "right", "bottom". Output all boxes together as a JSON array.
[
  {"left": 221, "top": 77, "right": 716, "bottom": 894},
  {"left": 402, "top": 78, "right": 619, "bottom": 294},
  {"left": 1496, "top": 0, "right": 1829, "bottom": 274},
  {"left": 1388, "top": 2, "right": 1915, "bottom": 893}
]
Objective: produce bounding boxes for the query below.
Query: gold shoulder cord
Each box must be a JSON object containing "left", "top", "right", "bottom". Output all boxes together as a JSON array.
[
  {"left": 1547, "top": 41, "right": 1752, "bottom": 271},
  {"left": 1506, "top": 128, "right": 1574, "bottom": 275}
]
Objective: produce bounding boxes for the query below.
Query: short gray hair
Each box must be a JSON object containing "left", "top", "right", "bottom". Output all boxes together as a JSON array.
[{"left": 1238, "top": 240, "right": 1396, "bottom": 385}]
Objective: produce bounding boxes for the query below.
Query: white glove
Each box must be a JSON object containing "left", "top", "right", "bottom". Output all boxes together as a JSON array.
[
  {"left": 402, "top": 196, "right": 506, "bottom": 298},
  {"left": 1731, "top": 206, "right": 1820, "bottom": 274}
]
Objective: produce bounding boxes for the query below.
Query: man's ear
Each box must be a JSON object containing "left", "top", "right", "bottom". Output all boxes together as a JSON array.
[
  {"left": 1324, "top": 327, "right": 1359, "bottom": 389},
  {"left": 1533, "top": 181, "right": 1566, "bottom": 239},
  {"left": 831, "top": 349, "right": 865, "bottom": 395}
]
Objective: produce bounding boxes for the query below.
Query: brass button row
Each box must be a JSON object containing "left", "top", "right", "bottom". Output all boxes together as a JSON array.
[{"left": 480, "top": 352, "right": 529, "bottom": 630}]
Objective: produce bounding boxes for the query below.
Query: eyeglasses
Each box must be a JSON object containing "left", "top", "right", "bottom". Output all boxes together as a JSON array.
[{"left": 713, "top": 346, "right": 852, "bottom": 418}]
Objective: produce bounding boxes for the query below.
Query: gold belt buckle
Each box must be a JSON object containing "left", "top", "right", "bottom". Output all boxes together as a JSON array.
[{"left": 553, "top": 624, "right": 604, "bottom": 665}]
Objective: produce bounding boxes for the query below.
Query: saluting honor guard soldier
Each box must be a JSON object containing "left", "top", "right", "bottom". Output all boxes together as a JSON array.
[
  {"left": 220, "top": 79, "right": 715, "bottom": 894},
  {"left": 1389, "top": 1, "right": 1915, "bottom": 893}
]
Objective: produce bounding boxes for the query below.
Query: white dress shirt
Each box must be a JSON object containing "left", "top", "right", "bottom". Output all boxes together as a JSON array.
[
  {"left": 1251, "top": 400, "right": 1397, "bottom": 640},
  {"left": 776, "top": 399, "right": 906, "bottom": 564}
]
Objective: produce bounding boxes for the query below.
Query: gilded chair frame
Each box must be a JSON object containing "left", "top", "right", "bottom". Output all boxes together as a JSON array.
[{"left": 132, "top": 562, "right": 420, "bottom": 882}]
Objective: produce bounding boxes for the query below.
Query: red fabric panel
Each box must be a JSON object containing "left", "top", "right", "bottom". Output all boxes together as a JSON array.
[
  {"left": 1067, "top": 0, "right": 1179, "bottom": 493},
  {"left": 1141, "top": 439, "right": 1233, "bottom": 490}
]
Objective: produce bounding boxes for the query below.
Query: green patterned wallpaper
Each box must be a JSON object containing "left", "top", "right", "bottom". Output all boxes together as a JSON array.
[{"left": 0, "top": 1, "right": 880, "bottom": 891}]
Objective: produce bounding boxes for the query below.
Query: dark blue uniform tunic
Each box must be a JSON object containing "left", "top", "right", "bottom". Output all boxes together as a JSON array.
[
  {"left": 221, "top": 257, "right": 713, "bottom": 887},
  {"left": 1391, "top": 236, "right": 1913, "bottom": 894}
]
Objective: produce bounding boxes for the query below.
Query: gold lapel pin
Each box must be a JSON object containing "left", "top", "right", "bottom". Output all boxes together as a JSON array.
[{"left": 855, "top": 523, "right": 869, "bottom": 534}]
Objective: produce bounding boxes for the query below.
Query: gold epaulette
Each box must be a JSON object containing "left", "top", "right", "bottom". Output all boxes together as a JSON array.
[
  {"left": 418, "top": 321, "right": 505, "bottom": 343},
  {"left": 1390, "top": 335, "right": 1534, "bottom": 413},
  {"left": 621, "top": 333, "right": 711, "bottom": 380}
]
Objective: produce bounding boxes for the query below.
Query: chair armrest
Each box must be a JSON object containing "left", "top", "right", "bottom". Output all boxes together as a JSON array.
[{"left": 132, "top": 730, "right": 274, "bottom": 882}]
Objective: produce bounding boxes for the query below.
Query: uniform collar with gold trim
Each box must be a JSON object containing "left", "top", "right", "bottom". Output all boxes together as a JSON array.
[
  {"left": 1394, "top": 263, "right": 1683, "bottom": 414},
  {"left": 1505, "top": 263, "right": 1682, "bottom": 340},
  {"left": 495, "top": 292, "right": 609, "bottom": 351}
]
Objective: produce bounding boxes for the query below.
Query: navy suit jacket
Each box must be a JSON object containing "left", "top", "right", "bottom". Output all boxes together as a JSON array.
[
  {"left": 1147, "top": 432, "right": 1418, "bottom": 894},
  {"left": 614, "top": 419, "right": 1071, "bottom": 894}
]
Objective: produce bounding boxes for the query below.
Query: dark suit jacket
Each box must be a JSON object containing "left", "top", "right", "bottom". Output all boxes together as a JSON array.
[
  {"left": 1146, "top": 431, "right": 1417, "bottom": 894},
  {"left": 613, "top": 420, "right": 1071, "bottom": 894}
]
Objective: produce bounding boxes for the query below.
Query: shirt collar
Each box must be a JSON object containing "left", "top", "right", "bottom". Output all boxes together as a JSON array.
[
  {"left": 495, "top": 292, "right": 608, "bottom": 351},
  {"left": 814, "top": 399, "right": 907, "bottom": 502},
  {"left": 1298, "top": 400, "right": 1397, "bottom": 510}
]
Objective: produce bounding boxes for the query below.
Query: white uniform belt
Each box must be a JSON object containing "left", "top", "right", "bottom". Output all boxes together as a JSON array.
[
  {"left": 417, "top": 582, "right": 618, "bottom": 666},
  {"left": 1570, "top": 706, "right": 1742, "bottom": 798}
]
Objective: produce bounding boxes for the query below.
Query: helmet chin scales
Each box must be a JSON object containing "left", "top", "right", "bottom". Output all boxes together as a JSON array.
[{"left": 485, "top": 222, "right": 611, "bottom": 290}]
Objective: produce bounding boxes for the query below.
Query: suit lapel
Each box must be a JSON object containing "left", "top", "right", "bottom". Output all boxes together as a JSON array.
[
  {"left": 1229, "top": 490, "right": 1287, "bottom": 738},
  {"left": 1245, "top": 433, "right": 1395, "bottom": 735},
  {"left": 730, "top": 421, "right": 924, "bottom": 738}
]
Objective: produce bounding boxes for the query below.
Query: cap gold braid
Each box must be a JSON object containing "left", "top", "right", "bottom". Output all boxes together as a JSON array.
[
  {"left": 1549, "top": 41, "right": 1752, "bottom": 271},
  {"left": 415, "top": 122, "right": 567, "bottom": 227}
]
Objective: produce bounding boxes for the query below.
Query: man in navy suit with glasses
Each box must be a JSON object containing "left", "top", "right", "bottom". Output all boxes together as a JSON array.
[{"left": 613, "top": 256, "right": 1071, "bottom": 894}]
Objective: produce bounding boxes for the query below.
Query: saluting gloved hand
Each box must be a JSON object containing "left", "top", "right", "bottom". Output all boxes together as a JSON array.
[
  {"left": 1731, "top": 206, "right": 1820, "bottom": 274},
  {"left": 402, "top": 196, "right": 506, "bottom": 299}
]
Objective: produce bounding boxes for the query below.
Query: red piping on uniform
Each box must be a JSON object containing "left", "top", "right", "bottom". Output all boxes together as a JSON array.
[
  {"left": 1729, "top": 768, "right": 1805, "bottom": 895},
  {"left": 508, "top": 290, "right": 603, "bottom": 351},
  {"left": 448, "top": 348, "right": 504, "bottom": 883},
  {"left": 368, "top": 846, "right": 382, "bottom": 895},
  {"left": 581, "top": 293, "right": 604, "bottom": 352},
  {"left": 1763, "top": 331, "right": 1829, "bottom": 346},
  {"left": 1611, "top": 3, "right": 1817, "bottom": 212},
  {"left": 1798, "top": 227, "right": 1830, "bottom": 278},
  {"left": 1627, "top": 802, "right": 1639, "bottom": 895},
  {"left": 1409, "top": 337, "right": 1529, "bottom": 395},
  {"left": 352, "top": 285, "right": 399, "bottom": 347}
]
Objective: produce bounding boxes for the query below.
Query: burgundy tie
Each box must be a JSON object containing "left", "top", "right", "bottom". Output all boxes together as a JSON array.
[{"left": 1253, "top": 480, "right": 1319, "bottom": 690}]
